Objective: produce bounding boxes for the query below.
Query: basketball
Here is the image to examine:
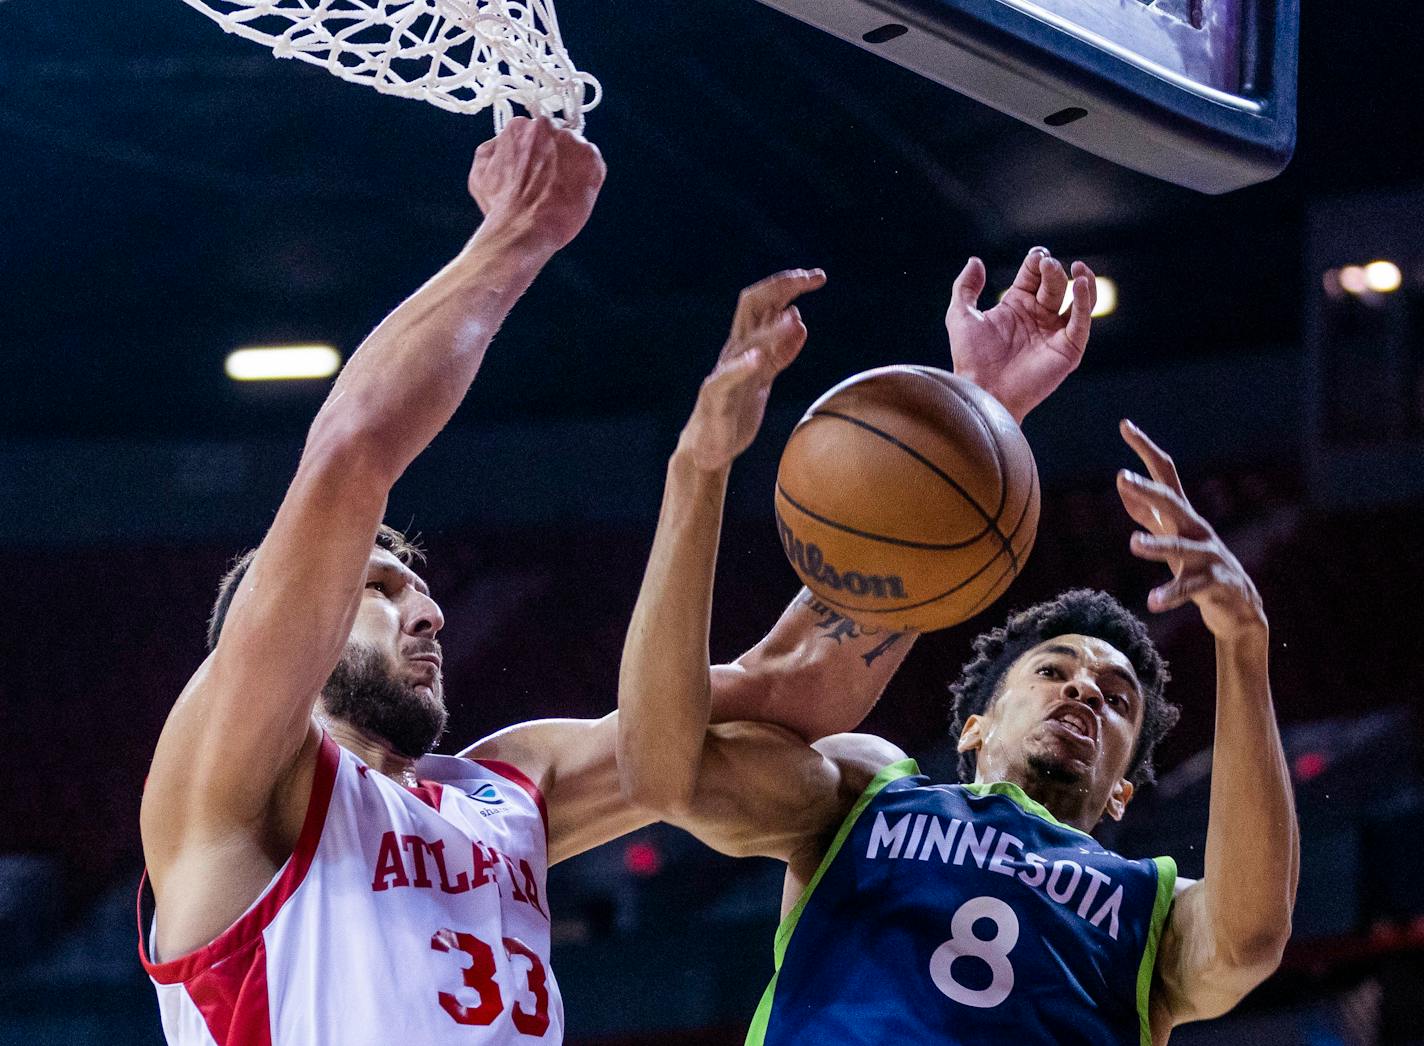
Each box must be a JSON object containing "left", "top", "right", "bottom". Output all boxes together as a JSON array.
[{"left": 774, "top": 366, "right": 1040, "bottom": 633}]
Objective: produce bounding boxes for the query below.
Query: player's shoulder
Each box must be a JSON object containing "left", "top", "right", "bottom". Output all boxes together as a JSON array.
[
  {"left": 811, "top": 732, "right": 911, "bottom": 795},
  {"left": 457, "top": 714, "right": 616, "bottom": 791}
]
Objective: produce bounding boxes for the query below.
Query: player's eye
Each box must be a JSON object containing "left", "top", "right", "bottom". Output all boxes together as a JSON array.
[
  {"left": 366, "top": 580, "right": 389, "bottom": 595},
  {"left": 1106, "top": 692, "right": 1125, "bottom": 709},
  {"left": 1036, "top": 664, "right": 1062, "bottom": 679}
]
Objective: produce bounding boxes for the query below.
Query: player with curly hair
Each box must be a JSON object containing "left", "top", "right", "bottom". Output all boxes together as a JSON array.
[{"left": 617, "top": 253, "right": 1298, "bottom": 1044}]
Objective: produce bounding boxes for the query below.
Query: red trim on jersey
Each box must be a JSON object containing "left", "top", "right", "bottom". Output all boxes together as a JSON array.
[
  {"left": 471, "top": 758, "right": 548, "bottom": 835},
  {"left": 137, "top": 731, "right": 341, "bottom": 987},
  {"left": 183, "top": 935, "right": 275, "bottom": 1046},
  {"left": 405, "top": 780, "right": 445, "bottom": 810}
]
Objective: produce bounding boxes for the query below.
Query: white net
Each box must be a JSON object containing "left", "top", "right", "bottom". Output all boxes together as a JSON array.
[{"left": 178, "top": 0, "right": 602, "bottom": 131}]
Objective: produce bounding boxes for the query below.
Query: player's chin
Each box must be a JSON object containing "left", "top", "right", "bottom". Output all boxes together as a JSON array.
[
  {"left": 413, "top": 677, "right": 446, "bottom": 713},
  {"left": 1025, "top": 741, "right": 1092, "bottom": 785}
]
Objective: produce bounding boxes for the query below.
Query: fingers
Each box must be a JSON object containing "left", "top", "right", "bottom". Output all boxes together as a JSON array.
[
  {"left": 1116, "top": 470, "right": 1205, "bottom": 537},
  {"left": 1010, "top": 246, "right": 1047, "bottom": 295},
  {"left": 1147, "top": 571, "right": 1216, "bottom": 613},
  {"left": 1062, "top": 274, "right": 1093, "bottom": 354},
  {"left": 1036, "top": 255, "right": 1069, "bottom": 313},
  {"left": 949, "top": 257, "right": 987, "bottom": 319},
  {"left": 1070, "top": 261, "right": 1098, "bottom": 312},
  {"left": 1119, "top": 419, "right": 1185, "bottom": 496},
  {"left": 1129, "top": 531, "right": 1218, "bottom": 566},
  {"left": 731, "top": 268, "right": 825, "bottom": 343},
  {"left": 738, "top": 268, "right": 827, "bottom": 316}
]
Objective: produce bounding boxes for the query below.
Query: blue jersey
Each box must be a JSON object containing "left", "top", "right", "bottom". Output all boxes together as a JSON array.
[{"left": 748, "top": 760, "right": 1175, "bottom": 1046}]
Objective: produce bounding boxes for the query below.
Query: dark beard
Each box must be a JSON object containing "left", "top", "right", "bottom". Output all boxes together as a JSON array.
[
  {"left": 1026, "top": 751, "right": 1084, "bottom": 787},
  {"left": 321, "top": 642, "right": 447, "bottom": 759}
]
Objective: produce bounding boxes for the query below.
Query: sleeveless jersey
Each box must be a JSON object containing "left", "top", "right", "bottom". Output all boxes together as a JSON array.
[
  {"left": 749, "top": 760, "right": 1175, "bottom": 1046},
  {"left": 138, "top": 733, "right": 561, "bottom": 1045}
]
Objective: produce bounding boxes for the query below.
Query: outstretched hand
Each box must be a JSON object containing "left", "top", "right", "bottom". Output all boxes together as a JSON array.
[
  {"left": 946, "top": 247, "right": 1096, "bottom": 423},
  {"left": 1116, "top": 420, "right": 1267, "bottom": 642},
  {"left": 679, "top": 269, "right": 827, "bottom": 473},
  {"left": 468, "top": 116, "right": 606, "bottom": 254}
]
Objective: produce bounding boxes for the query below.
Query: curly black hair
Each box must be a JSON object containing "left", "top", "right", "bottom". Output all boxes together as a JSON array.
[{"left": 948, "top": 588, "right": 1179, "bottom": 787}]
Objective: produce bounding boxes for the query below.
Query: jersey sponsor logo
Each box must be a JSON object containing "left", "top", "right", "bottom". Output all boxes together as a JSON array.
[
  {"left": 865, "top": 811, "right": 1124, "bottom": 939},
  {"left": 371, "top": 831, "right": 546, "bottom": 917},
  {"left": 466, "top": 783, "right": 505, "bottom": 805}
]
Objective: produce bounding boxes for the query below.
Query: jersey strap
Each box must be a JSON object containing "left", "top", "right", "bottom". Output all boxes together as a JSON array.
[
  {"left": 745, "top": 757, "right": 920, "bottom": 1046},
  {"left": 1136, "top": 855, "right": 1177, "bottom": 1046}
]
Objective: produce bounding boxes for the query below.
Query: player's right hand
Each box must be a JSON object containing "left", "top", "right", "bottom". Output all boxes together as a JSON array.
[
  {"left": 468, "top": 116, "right": 606, "bottom": 253},
  {"left": 678, "top": 269, "right": 826, "bottom": 473}
]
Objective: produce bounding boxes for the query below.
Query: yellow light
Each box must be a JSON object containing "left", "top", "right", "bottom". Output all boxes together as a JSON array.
[
  {"left": 225, "top": 345, "right": 342, "bottom": 381},
  {"left": 1339, "top": 266, "right": 1368, "bottom": 295},
  {"left": 1364, "top": 260, "right": 1403, "bottom": 294},
  {"left": 1057, "top": 275, "right": 1117, "bottom": 318}
]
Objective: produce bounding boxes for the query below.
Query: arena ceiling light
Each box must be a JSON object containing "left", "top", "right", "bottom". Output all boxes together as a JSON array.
[
  {"left": 1364, "top": 260, "right": 1403, "bottom": 294},
  {"left": 225, "top": 344, "right": 342, "bottom": 382},
  {"left": 1324, "top": 261, "right": 1403, "bottom": 301}
]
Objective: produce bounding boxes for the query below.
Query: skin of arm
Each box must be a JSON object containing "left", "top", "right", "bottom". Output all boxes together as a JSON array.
[
  {"left": 140, "top": 118, "right": 605, "bottom": 956},
  {"left": 461, "top": 593, "right": 912, "bottom": 868},
  {"left": 617, "top": 270, "right": 829, "bottom": 816},
  {"left": 1114, "top": 422, "right": 1299, "bottom": 1037}
]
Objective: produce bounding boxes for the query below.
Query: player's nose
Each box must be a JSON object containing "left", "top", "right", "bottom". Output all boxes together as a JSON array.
[
  {"left": 1061, "top": 678, "right": 1103, "bottom": 710},
  {"left": 407, "top": 594, "right": 445, "bottom": 637}
]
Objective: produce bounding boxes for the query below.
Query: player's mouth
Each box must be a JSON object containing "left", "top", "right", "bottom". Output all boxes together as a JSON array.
[{"left": 1044, "top": 702, "right": 1099, "bottom": 748}]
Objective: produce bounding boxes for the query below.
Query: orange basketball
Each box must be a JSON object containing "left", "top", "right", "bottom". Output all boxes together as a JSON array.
[{"left": 774, "top": 365, "right": 1040, "bottom": 633}]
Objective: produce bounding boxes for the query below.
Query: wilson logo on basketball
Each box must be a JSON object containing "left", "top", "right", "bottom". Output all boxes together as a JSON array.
[{"left": 777, "top": 515, "right": 909, "bottom": 600}]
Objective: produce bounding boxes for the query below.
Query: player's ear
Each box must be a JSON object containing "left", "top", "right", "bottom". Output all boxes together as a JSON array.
[
  {"left": 1104, "top": 778, "right": 1134, "bottom": 822},
  {"left": 956, "top": 714, "right": 985, "bottom": 755}
]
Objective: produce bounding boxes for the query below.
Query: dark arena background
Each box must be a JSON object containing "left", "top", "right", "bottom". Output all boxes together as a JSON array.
[{"left": 3, "top": 1, "right": 1424, "bottom": 1043}]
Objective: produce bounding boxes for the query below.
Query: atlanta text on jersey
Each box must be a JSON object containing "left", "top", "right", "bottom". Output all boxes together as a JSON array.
[{"left": 371, "top": 830, "right": 546, "bottom": 917}]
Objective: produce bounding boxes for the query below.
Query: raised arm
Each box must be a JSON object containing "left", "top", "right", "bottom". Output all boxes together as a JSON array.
[
  {"left": 617, "top": 269, "right": 835, "bottom": 814},
  {"left": 141, "top": 120, "right": 604, "bottom": 931},
  {"left": 1115, "top": 422, "right": 1299, "bottom": 1033}
]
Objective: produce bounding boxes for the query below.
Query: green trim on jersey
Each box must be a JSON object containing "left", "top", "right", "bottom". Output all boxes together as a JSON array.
[
  {"left": 744, "top": 758, "right": 920, "bottom": 1046},
  {"left": 962, "top": 780, "right": 1095, "bottom": 840},
  {"left": 1135, "top": 856, "right": 1178, "bottom": 1046}
]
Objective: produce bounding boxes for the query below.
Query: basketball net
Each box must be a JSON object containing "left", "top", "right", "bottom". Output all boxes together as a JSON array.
[{"left": 178, "top": 0, "right": 602, "bottom": 131}]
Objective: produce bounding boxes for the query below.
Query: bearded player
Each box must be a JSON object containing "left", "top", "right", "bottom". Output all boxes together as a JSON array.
[
  {"left": 618, "top": 266, "right": 1299, "bottom": 1043},
  {"left": 137, "top": 117, "right": 946, "bottom": 1046},
  {"left": 138, "top": 111, "right": 1106, "bottom": 1042}
]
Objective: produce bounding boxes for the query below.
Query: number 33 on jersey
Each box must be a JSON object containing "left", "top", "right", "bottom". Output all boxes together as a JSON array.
[
  {"left": 139, "top": 734, "right": 562, "bottom": 1045},
  {"left": 748, "top": 761, "right": 1176, "bottom": 1046}
]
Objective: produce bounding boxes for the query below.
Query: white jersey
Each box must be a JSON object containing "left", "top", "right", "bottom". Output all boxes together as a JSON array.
[{"left": 138, "top": 733, "right": 561, "bottom": 1045}]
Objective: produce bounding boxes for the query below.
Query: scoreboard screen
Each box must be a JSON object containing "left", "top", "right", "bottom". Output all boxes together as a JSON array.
[
  {"left": 999, "top": 0, "right": 1243, "bottom": 96},
  {"left": 755, "top": 0, "right": 1297, "bottom": 193}
]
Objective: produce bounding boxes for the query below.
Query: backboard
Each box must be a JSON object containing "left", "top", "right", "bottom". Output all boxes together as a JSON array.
[{"left": 755, "top": 0, "right": 1298, "bottom": 194}]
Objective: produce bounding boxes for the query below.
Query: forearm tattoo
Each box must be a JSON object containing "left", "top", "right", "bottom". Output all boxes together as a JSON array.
[{"left": 799, "top": 592, "right": 907, "bottom": 667}]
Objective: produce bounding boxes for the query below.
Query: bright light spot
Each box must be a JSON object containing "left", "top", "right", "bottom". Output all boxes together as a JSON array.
[
  {"left": 1364, "top": 260, "right": 1403, "bottom": 294},
  {"left": 1293, "top": 751, "right": 1328, "bottom": 783},
  {"left": 623, "top": 841, "right": 662, "bottom": 877},
  {"left": 1339, "top": 266, "right": 1368, "bottom": 295},
  {"left": 225, "top": 345, "right": 342, "bottom": 382},
  {"left": 1059, "top": 275, "right": 1117, "bottom": 318}
]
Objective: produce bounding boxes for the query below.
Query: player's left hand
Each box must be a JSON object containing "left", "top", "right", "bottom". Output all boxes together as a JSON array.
[
  {"left": 946, "top": 247, "right": 1096, "bottom": 424},
  {"left": 1116, "top": 419, "right": 1268, "bottom": 643},
  {"left": 678, "top": 269, "right": 827, "bottom": 473}
]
